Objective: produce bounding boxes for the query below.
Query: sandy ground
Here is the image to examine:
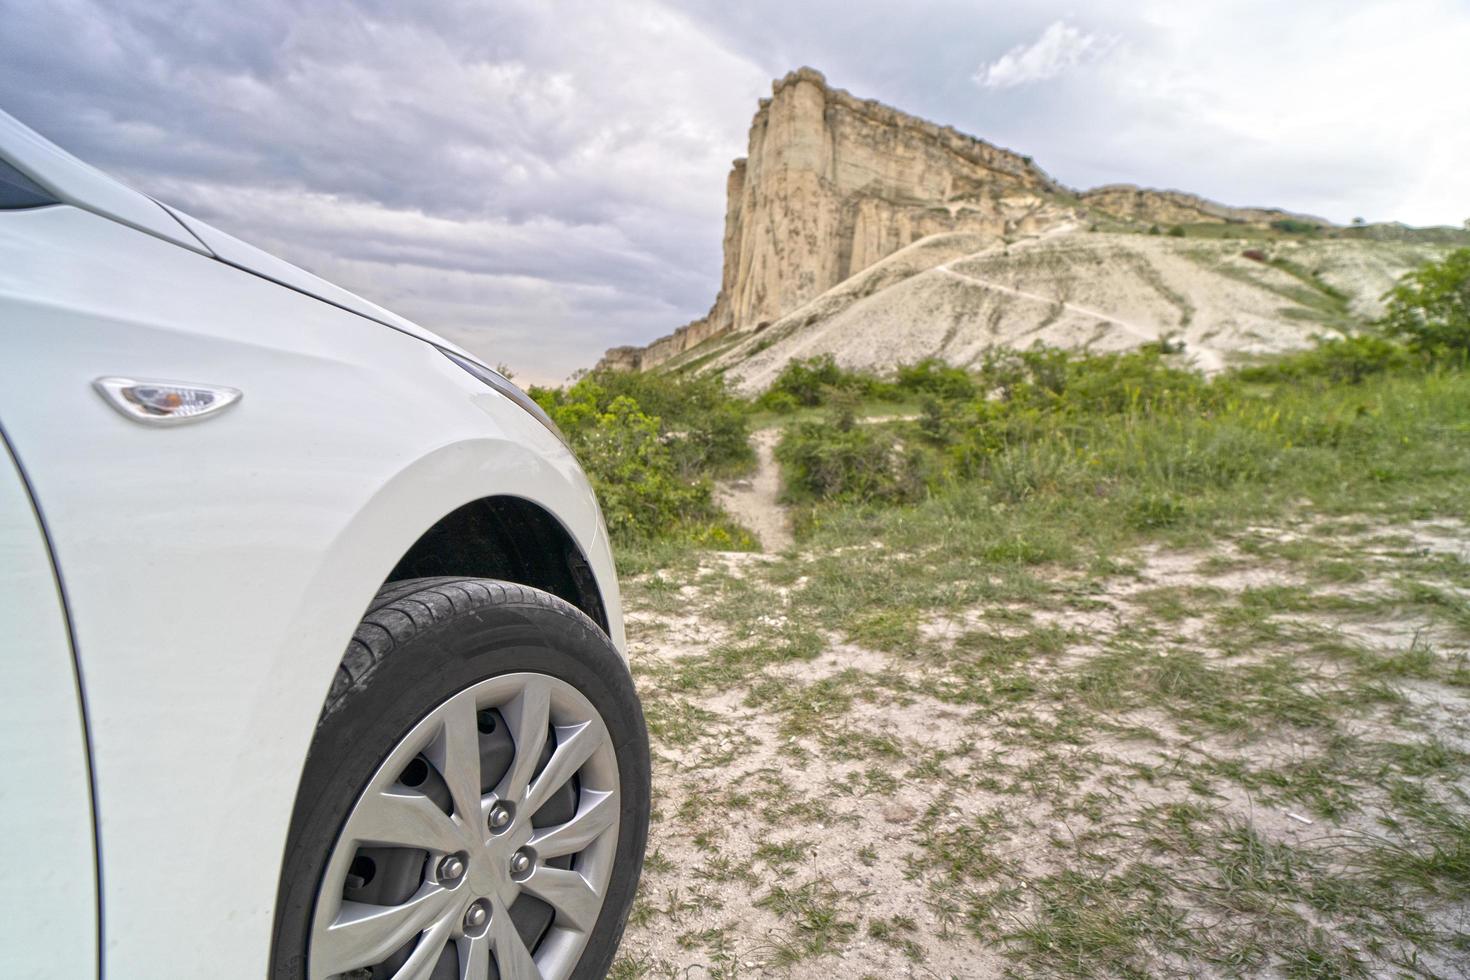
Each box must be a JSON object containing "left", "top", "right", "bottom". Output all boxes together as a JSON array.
[
  {"left": 714, "top": 232, "right": 1440, "bottom": 393},
  {"left": 714, "top": 429, "right": 792, "bottom": 553},
  {"left": 613, "top": 472, "right": 1470, "bottom": 977}
]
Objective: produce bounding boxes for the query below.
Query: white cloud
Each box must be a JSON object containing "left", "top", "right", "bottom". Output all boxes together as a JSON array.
[
  {"left": 975, "top": 20, "right": 1112, "bottom": 89},
  {"left": 969, "top": 0, "right": 1470, "bottom": 227}
]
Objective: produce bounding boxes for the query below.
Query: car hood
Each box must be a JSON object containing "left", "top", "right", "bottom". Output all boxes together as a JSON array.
[
  {"left": 0, "top": 107, "right": 476, "bottom": 363},
  {"left": 158, "top": 203, "right": 477, "bottom": 360}
]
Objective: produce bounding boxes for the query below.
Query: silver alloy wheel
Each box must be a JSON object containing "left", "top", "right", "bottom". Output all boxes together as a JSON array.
[{"left": 308, "top": 672, "right": 621, "bottom": 980}]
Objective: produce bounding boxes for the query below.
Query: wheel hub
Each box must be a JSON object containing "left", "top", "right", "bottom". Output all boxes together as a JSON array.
[
  {"left": 459, "top": 815, "right": 535, "bottom": 909},
  {"left": 305, "top": 673, "right": 621, "bottom": 980}
]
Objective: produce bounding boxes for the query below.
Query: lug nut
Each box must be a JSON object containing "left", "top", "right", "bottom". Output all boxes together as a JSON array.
[
  {"left": 509, "top": 849, "right": 532, "bottom": 875},
  {"left": 463, "top": 900, "right": 489, "bottom": 931},
  {"left": 437, "top": 855, "right": 465, "bottom": 882},
  {"left": 488, "top": 802, "right": 513, "bottom": 832}
]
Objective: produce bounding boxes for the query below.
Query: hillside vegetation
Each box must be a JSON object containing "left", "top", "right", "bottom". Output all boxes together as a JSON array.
[
  {"left": 668, "top": 230, "right": 1450, "bottom": 392},
  {"left": 546, "top": 251, "right": 1470, "bottom": 978}
]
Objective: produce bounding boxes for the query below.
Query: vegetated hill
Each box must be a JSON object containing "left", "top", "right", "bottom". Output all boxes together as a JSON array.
[
  {"left": 676, "top": 232, "right": 1443, "bottom": 392},
  {"left": 598, "top": 67, "right": 1468, "bottom": 390}
]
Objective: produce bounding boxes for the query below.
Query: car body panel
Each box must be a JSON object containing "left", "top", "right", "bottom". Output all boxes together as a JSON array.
[
  {"left": 159, "top": 201, "right": 480, "bottom": 359},
  {"left": 0, "top": 431, "right": 98, "bottom": 979},
  {"left": 0, "top": 203, "right": 623, "bottom": 978},
  {"left": 0, "top": 108, "right": 207, "bottom": 254}
]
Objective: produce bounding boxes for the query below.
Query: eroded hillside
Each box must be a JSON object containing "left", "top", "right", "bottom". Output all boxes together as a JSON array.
[
  {"left": 691, "top": 232, "right": 1441, "bottom": 391},
  {"left": 599, "top": 68, "right": 1465, "bottom": 385}
]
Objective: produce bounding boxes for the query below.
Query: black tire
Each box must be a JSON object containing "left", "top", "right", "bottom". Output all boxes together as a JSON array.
[{"left": 270, "top": 577, "right": 650, "bottom": 979}]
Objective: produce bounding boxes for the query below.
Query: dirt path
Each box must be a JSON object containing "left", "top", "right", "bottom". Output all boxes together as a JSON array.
[
  {"left": 935, "top": 256, "right": 1227, "bottom": 371},
  {"left": 935, "top": 263, "right": 1158, "bottom": 343},
  {"left": 715, "top": 427, "right": 792, "bottom": 552}
]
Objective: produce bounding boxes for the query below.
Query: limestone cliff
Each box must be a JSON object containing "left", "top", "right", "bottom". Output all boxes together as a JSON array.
[
  {"left": 599, "top": 67, "right": 1070, "bottom": 372},
  {"left": 1079, "top": 185, "right": 1329, "bottom": 228},
  {"left": 600, "top": 68, "right": 1458, "bottom": 379}
]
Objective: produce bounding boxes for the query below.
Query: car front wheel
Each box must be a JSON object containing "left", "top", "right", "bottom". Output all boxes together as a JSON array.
[{"left": 271, "top": 577, "right": 650, "bottom": 980}]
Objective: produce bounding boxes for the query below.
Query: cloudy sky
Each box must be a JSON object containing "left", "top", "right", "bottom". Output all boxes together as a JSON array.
[{"left": 4, "top": 0, "right": 1467, "bottom": 382}]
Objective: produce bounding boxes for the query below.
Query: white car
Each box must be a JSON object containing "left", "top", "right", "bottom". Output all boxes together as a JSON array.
[{"left": 0, "top": 109, "right": 649, "bottom": 980}]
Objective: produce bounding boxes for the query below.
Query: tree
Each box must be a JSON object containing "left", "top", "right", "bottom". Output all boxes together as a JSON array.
[{"left": 1380, "top": 248, "right": 1470, "bottom": 359}]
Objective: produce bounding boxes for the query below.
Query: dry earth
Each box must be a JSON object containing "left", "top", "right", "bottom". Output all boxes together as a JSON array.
[
  {"left": 705, "top": 232, "right": 1440, "bottom": 394},
  {"left": 714, "top": 429, "right": 792, "bottom": 553},
  {"left": 611, "top": 455, "right": 1470, "bottom": 979}
]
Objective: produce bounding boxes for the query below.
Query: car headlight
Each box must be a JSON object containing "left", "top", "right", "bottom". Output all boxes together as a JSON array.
[{"left": 438, "top": 348, "right": 569, "bottom": 448}]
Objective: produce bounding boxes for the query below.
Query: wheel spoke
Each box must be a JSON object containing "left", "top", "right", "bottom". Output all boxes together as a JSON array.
[
  {"left": 389, "top": 910, "right": 457, "bottom": 980},
  {"left": 498, "top": 677, "right": 551, "bottom": 801},
  {"left": 347, "top": 787, "right": 464, "bottom": 854},
  {"left": 455, "top": 933, "right": 491, "bottom": 980},
  {"left": 524, "top": 720, "right": 606, "bottom": 817},
  {"left": 426, "top": 691, "right": 484, "bottom": 826},
  {"left": 310, "top": 671, "right": 621, "bottom": 980},
  {"left": 519, "top": 866, "right": 601, "bottom": 932},
  {"left": 313, "top": 884, "right": 454, "bottom": 976},
  {"left": 529, "top": 790, "right": 617, "bottom": 859},
  {"left": 489, "top": 898, "right": 541, "bottom": 980}
]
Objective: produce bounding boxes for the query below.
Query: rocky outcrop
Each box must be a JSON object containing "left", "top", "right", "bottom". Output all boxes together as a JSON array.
[
  {"left": 1080, "top": 185, "right": 1329, "bottom": 228},
  {"left": 599, "top": 67, "right": 1070, "bottom": 372},
  {"left": 598, "top": 68, "right": 1455, "bottom": 380}
]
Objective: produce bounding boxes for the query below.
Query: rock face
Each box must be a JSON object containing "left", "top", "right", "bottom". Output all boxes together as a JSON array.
[
  {"left": 1079, "top": 185, "right": 1329, "bottom": 228},
  {"left": 600, "top": 67, "right": 1069, "bottom": 372},
  {"left": 600, "top": 67, "right": 1461, "bottom": 378}
]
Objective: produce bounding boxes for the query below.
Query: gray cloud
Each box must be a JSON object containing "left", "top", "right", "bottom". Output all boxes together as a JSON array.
[{"left": 2, "top": 0, "right": 1467, "bottom": 381}]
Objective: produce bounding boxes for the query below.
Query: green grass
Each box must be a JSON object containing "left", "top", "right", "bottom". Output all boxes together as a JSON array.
[
  {"left": 612, "top": 337, "right": 1470, "bottom": 978},
  {"left": 775, "top": 366, "right": 1470, "bottom": 657},
  {"left": 754, "top": 878, "right": 860, "bottom": 964}
]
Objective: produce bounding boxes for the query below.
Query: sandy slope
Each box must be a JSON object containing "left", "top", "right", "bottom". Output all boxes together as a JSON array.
[{"left": 701, "top": 231, "right": 1440, "bottom": 394}]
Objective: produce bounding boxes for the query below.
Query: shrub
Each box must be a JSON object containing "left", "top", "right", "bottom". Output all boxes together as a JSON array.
[
  {"left": 1167, "top": 225, "right": 1186, "bottom": 238},
  {"left": 917, "top": 396, "right": 949, "bottom": 443},
  {"left": 557, "top": 394, "right": 717, "bottom": 541},
  {"left": 530, "top": 370, "right": 752, "bottom": 542},
  {"left": 777, "top": 415, "right": 926, "bottom": 504},
  {"left": 1235, "top": 334, "right": 1408, "bottom": 385},
  {"left": 534, "top": 369, "right": 753, "bottom": 479},
  {"left": 894, "top": 358, "right": 977, "bottom": 401},
  {"left": 757, "top": 390, "right": 801, "bottom": 414},
  {"left": 972, "top": 345, "right": 1212, "bottom": 419},
  {"left": 762, "top": 354, "right": 848, "bottom": 406},
  {"left": 1271, "top": 218, "right": 1321, "bottom": 236},
  {"left": 1380, "top": 247, "right": 1470, "bottom": 360},
  {"left": 758, "top": 354, "right": 893, "bottom": 408}
]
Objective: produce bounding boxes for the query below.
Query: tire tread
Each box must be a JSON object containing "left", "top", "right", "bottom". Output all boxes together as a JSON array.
[{"left": 323, "top": 577, "right": 606, "bottom": 724}]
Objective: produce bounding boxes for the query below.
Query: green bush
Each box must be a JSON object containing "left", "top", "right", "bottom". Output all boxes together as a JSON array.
[
  {"left": 759, "top": 354, "right": 846, "bottom": 407},
  {"left": 971, "top": 345, "right": 1213, "bottom": 418},
  {"left": 533, "top": 244, "right": 1467, "bottom": 553},
  {"left": 1235, "top": 334, "right": 1408, "bottom": 385},
  {"left": 757, "top": 354, "right": 893, "bottom": 408},
  {"left": 1380, "top": 247, "right": 1470, "bottom": 360},
  {"left": 553, "top": 393, "right": 716, "bottom": 541},
  {"left": 777, "top": 413, "right": 926, "bottom": 504},
  {"left": 530, "top": 370, "right": 753, "bottom": 543},
  {"left": 1271, "top": 218, "right": 1321, "bottom": 236},
  {"left": 545, "top": 369, "right": 753, "bottom": 477},
  {"left": 756, "top": 390, "right": 801, "bottom": 414},
  {"left": 894, "top": 358, "right": 977, "bottom": 401}
]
